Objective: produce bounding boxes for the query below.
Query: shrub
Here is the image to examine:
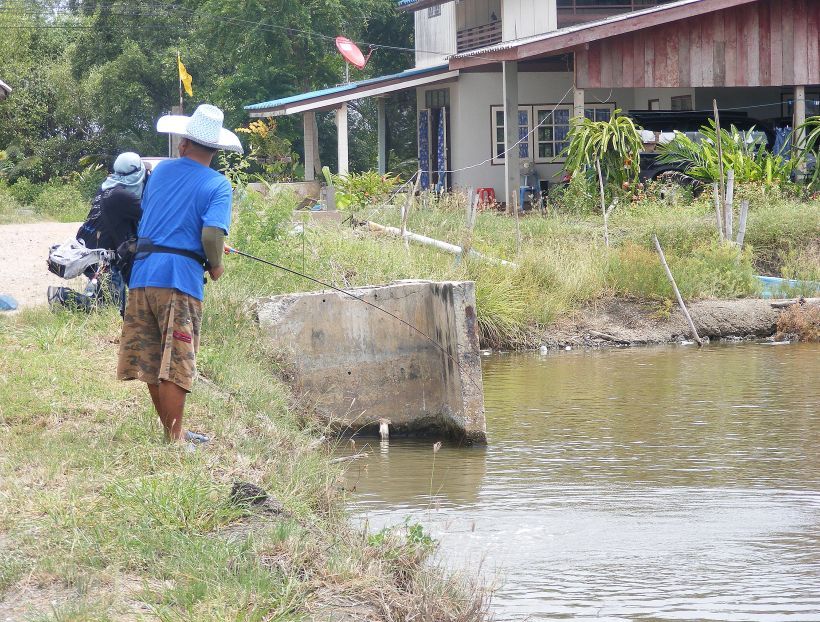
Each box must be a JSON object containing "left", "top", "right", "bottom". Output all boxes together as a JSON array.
[
  {"left": 231, "top": 189, "right": 297, "bottom": 253},
  {"left": 334, "top": 171, "right": 401, "bottom": 213},
  {"left": 33, "top": 183, "right": 88, "bottom": 222},
  {"left": 657, "top": 121, "right": 799, "bottom": 187},
  {"left": 609, "top": 241, "right": 759, "bottom": 301},
  {"left": 7, "top": 176, "right": 45, "bottom": 205},
  {"left": 776, "top": 304, "right": 820, "bottom": 342},
  {"left": 0, "top": 182, "right": 26, "bottom": 223}
]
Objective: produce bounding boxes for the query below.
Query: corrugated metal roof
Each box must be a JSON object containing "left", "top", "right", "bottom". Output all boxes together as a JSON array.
[
  {"left": 245, "top": 64, "right": 449, "bottom": 112},
  {"left": 451, "top": 0, "right": 706, "bottom": 58}
]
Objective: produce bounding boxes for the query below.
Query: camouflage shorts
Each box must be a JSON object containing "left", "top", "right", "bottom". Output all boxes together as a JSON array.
[{"left": 117, "top": 287, "right": 203, "bottom": 392}]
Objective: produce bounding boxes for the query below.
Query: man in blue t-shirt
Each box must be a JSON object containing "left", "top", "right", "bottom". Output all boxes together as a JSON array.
[{"left": 117, "top": 104, "right": 243, "bottom": 447}]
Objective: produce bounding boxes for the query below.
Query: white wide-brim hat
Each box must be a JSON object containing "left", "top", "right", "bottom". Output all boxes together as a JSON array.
[{"left": 157, "top": 104, "right": 243, "bottom": 153}]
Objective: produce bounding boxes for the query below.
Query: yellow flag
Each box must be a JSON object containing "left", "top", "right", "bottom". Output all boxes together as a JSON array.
[{"left": 177, "top": 53, "right": 193, "bottom": 97}]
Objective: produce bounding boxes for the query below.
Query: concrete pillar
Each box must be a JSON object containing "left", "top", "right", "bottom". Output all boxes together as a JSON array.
[
  {"left": 377, "top": 97, "right": 387, "bottom": 175},
  {"left": 335, "top": 103, "right": 349, "bottom": 176},
  {"left": 794, "top": 85, "right": 807, "bottom": 177},
  {"left": 303, "top": 111, "right": 317, "bottom": 181},
  {"left": 573, "top": 87, "right": 585, "bottom": 119},
  {"left": 502, "top": 61, "right": 519, "bottom": 213},
  {"left": 170, "top": 105, "right": 183, "bottom": 157}
]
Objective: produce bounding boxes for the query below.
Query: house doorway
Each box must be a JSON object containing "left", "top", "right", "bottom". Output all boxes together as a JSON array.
[{"left": 419, "top": 88, "right": 451, "bottom": 191}]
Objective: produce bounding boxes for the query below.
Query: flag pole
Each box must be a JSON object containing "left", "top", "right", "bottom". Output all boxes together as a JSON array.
[{"left": 177, "top": 51, "right": 183, "bottom": 114}]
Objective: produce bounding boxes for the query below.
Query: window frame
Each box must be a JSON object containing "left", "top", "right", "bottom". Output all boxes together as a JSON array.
[
  {"left": 490, "top": 105, "right": 534, "bottom": 165},
  {"left": 428, "top": 4, "right": 441, "bottom": 17},
  {"left": 491, "top": 102, "right": 615, "bottom": 165}
]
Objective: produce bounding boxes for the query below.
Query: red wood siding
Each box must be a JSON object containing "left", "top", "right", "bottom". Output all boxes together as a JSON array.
[{"left": 574, "top": 0, "right": 820, "bottom": 88}]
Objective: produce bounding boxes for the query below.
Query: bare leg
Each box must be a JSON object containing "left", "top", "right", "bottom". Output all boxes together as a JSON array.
[
  {"left": 147, "top": 381, "right": 187, "bottom": 441},
  {"left": 158, "top": 380, "right": 187, "bottom": 441}
]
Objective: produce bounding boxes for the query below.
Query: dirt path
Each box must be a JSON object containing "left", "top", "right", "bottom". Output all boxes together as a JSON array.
[{"left": 0, "top": 221, "right": 83, "bottom": 311}]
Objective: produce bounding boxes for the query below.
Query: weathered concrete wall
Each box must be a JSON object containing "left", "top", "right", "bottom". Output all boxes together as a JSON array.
[{"left": 253, "top": 280, "right": 486, "bottom": 443}]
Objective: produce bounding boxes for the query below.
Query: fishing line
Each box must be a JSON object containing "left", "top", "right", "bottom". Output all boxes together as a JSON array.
[{"left": 224, "top": 245, "right": 483, "bottom": 391}]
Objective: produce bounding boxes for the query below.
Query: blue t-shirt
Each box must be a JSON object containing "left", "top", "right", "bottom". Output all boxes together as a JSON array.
[{"left": 130, "top": 157, "right": 233, "bottom": 301}]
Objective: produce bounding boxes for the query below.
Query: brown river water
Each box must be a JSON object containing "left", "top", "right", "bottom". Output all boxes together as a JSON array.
[{"left": 342, "top": 343, "right": 820, "bottom": 621}]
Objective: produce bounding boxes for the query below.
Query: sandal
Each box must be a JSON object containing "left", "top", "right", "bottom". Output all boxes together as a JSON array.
[{"left": 184, "top": 430, "right": 211, "bottom": 444}]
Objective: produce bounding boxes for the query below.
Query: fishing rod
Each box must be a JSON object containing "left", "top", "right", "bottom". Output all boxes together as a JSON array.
[{"left": 223, "top": 245, "right": 481, "bottom": 388}]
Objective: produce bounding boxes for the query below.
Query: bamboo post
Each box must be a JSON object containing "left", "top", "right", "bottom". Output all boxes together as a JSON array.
[
  {"left": 713, "top": 99, "right": 725, "bottom": 216},
  {"left": 724, "top": 168, "right": 734, "bottom": 241},
  {"left": 712, "top": 182, "right": 724, "bottom": 240},
  {"left": 400, "top": 171, "right": 421, "bottom": 241},
  {"left": 736, "top": 200, "right": 750, "bottom": 247},
  {"left": 513, "top": 192, "right": 522, "bottom": 256},
  {"left": 595, "top": 158, "right": 610, "bottom": 247},
  {"left": 653, "top": 235, "right": 703, "bottom": 347},
  {"left": 463, "top": 187, "right": 477, "bottom": 257}
]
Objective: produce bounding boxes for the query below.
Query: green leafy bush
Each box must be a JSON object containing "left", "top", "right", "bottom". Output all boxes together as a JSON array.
[
  {"left": 609, "top": 240, "right": 759, "bottom": 300},
  {"left": 231, "top": 188, "right": 297, "bottom": 253},
  {"left": 7, "top": 177, "right": 45, "bottom": 205},
  {"left": 334, "top": 171, "right": 401, "bottom": 213},
  {"left": 657, "top": 121, "right": 798, "bottom": 187},
  {"left": 33, "top": 183, "right": 88, "bottom": 222},
  {"left": 563, "top": 109, "right": 643, "bottom": 189}
]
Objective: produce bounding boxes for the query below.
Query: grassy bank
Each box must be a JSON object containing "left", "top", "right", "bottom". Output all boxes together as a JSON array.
[
  {"left": 227, "top": 186, "right": 819, "bottom": 348},
  {"left": 0, "top": 304, "right": 488, "bottom": 620}
]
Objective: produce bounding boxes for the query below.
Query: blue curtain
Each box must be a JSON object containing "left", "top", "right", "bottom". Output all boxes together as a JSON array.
[
  {"left": 418, "top": 110, "right": 430, "bottom": 190},
  {"left": 435, "top": 108, "right": 447, "bottom": 193}
]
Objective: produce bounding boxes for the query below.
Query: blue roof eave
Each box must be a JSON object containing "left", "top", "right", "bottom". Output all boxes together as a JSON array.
[{"left": 245, "top": 64, "right": 450, "bottom": 112}]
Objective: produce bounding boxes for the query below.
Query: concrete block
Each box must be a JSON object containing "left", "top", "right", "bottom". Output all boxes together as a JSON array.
[{"left": 253, "top": 280, "right": 486, "bottom": 443}]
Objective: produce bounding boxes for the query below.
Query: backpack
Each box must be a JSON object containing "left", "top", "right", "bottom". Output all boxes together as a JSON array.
[
  {"left": 47, "top": 238, "right": 113, "bottom": 280},
  {"left": 76, "top": 190, "right": 107, "bottom": 248}
]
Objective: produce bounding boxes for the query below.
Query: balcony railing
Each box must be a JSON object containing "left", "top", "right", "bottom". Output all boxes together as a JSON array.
[
  {"left": 557, "top": 1, "right": 676, "bottom": 28},
  {"left": 456, "top": 20, "right": 502, "bottom": 54}
]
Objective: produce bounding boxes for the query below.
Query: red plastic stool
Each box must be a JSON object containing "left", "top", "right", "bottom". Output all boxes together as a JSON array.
[{"left": 476, "top": 187, "right": 496, "bottom": 206}]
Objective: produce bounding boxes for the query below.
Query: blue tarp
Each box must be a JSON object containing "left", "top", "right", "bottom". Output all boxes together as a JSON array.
[{"left": 0, "top": 294, "right": 18, "bottom": 311}]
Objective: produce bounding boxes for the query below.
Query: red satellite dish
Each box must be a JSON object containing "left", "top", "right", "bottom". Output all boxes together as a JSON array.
[{"left": 336, "top": 36, "right": 370, "bottom": 70}]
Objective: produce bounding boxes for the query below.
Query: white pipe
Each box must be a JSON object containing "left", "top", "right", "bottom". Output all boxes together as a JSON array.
[{"left": 366, "top": 221, "right": 517, "bottom": 267}]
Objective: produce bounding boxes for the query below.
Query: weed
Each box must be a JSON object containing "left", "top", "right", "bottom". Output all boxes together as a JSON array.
[{"left": 776, "top": 304, "right": 820, "bottom": 342}]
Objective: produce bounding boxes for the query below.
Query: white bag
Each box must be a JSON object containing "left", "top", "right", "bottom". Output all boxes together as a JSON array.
[{"left": 47, "top": 238, "right": 112, "bottom": 280}]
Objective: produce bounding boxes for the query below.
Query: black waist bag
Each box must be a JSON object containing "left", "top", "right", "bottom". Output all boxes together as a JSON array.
[{"left": 118, "top": 237, "right": 211, "bottom": 285}]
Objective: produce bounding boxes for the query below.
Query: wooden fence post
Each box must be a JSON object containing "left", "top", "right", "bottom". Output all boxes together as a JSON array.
[
  {"left": 736, "top": 200, "right": 750, "bottom": 247},
  {"left": 653, "top": 235, "right": 703, "bottom": 347},
  {"left": 712, "top": 182, "right": 724, "bottom": 241},
  {"left": 724, "top": 168, "right": 734, "bottom": 241}
]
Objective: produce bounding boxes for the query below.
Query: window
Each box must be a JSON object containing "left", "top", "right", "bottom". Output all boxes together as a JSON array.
[
  {"left": 671, "top": 95, "right": 693, "bottom": 111},
  {"left": 491, "top": 103, "right": 615, "bottom": 164},
  {"left": 425, "top": 88, "right": 450, "bottom": 109},
  {"left": 648, "top": 98, "right": 661, "bottom": 111},
  {"left": 782, "top": 92, "right": 820, "bottom": 118},
  {"left": 534, "top": 106, "right": 571, "bottom": 160},
  {"left": 533, "top": 104, "right": 613, "bottom": 162},
  {"left": 491, "top": 106, "right": 532, "bottom": 163},
  {"left": 428, "top": 4, "right": 441, "bottom": 17}
]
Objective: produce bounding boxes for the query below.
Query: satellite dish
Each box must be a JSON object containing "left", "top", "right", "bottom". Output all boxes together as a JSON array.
[{"left": 335, "top": 36, "right": 372, "bottom": 70}]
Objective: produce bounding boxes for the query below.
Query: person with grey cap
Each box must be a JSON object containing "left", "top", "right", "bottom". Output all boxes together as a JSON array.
[
  {"left": 117, "top": 104, "right": 242, "bottom": 449},
  {"left": 49, "top": 152, "right": 145, "bottom": 314}
]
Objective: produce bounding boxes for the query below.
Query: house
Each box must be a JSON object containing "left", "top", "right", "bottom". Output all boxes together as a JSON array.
[{"left": 246, "top": 0, "right": 819, "bottom": 206}]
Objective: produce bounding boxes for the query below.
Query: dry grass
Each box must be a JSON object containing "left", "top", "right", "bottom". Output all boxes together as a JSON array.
[{"left": 776, "top": 303, "right": 820, "bottom": 342}]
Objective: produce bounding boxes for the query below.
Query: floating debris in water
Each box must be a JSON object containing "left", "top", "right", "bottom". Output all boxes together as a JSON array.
[
  {"left": 539, "top": 345, "right": 548, "bottom": 354},
  {"left": 564, "top": 346, "right": 572, "bottom": 351}
]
